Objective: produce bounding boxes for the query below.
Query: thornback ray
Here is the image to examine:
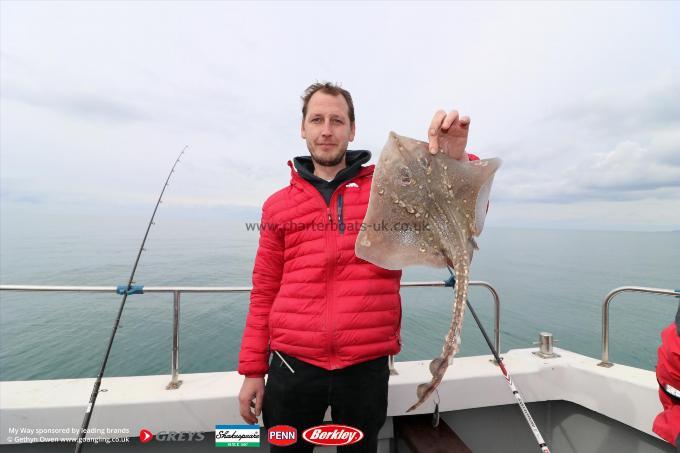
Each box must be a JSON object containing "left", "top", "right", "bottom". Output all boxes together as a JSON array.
[{"left": 355, "top": 131, "right": 501, "bottom": 413}]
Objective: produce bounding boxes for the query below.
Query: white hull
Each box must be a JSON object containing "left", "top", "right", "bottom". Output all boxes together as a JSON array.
[{"left": 0, "top": 347, "right": 671, "bottom": 452}]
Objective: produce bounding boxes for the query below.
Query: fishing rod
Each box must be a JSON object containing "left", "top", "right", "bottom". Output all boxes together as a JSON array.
[
  {"left": 446, "top": 267, "right": 551, "bottom": 453},
  {"left": 74, "top": 146, "right": 187, "bottom": 453}
]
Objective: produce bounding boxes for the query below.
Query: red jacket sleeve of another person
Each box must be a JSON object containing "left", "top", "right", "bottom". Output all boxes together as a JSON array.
[
  {"left": 237, "top": 197, "right": 284, "bottom": 378},
  {"left": 653, "top": 322, "right": 680, "bottom": 447}
]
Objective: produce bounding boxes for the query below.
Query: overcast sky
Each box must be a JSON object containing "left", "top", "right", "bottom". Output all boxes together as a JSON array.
[{"left": 1, "top": 1, "right": 679, "bottom": 231}]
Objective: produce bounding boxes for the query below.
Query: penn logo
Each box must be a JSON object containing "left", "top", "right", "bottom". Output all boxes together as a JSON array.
[
  {"left": 139, "top": 428, "right": 153, "bottom": 443},
  {"left": 302, "top": 424, "right": 363, "bottom": 446},
  {"left": 267, "top": 425, "right": 297, "bottom": 446}
]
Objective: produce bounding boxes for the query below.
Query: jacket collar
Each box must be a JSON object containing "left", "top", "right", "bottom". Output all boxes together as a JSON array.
[{"left": 287, "top": 150, "right": 373, "bottom": 186}]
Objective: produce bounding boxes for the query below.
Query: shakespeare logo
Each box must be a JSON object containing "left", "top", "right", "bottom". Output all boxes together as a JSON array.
[
  {"left": 215, "top": 425, "right": 260, "bottom": 448},
  {"left": 302, "top": 424, "right": 363, "bottom": 446}
]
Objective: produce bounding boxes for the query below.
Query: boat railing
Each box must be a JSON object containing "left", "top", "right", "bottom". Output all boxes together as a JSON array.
[
  {"left": 0, "top": 281, "right": 501, "bottom": 388},
  {"left": 597, "top": 286, "right": 680, "bottom": 368}
]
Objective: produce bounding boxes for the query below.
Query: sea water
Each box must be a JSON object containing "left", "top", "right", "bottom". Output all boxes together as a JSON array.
[{"left": 1, "top": 207, "right": 678, "bottom": 381}]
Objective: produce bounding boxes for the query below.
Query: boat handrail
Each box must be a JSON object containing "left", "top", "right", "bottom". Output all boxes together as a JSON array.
[
  {"left": 597, "top": 286, "right": 680, "bottom": 368},
  {"left": 0, "top": 281, "right": 501, "bottom": 388}
]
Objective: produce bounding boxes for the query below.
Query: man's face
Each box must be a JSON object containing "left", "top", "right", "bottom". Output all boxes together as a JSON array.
[{"left": 301, "top": 91, "right": 355, "bottom": 167}]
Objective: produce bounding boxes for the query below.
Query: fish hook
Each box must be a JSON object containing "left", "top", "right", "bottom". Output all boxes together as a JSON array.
[{"left": 432, "top": 389, "right": 440, "bottom": 428}]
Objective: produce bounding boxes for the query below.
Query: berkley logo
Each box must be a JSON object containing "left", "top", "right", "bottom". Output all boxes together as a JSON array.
[
  {"left": 268, "top": 425, "right": 297, "bottom": 446},
  {"left": 302, "top": 424, "right": 364, "bottom": 446}
]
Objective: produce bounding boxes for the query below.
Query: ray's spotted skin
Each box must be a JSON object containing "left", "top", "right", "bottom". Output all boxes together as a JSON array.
[{"left": 356, "top": 132, "right": 501, "bottom": 412}]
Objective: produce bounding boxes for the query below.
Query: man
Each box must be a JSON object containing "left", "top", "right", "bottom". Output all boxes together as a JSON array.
[{"left": 238, "top": 82, "right": 477, "bottom": 451}]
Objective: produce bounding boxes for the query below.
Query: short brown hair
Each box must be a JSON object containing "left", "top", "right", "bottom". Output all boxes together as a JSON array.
[{"left": 301, "top": 82, "right": 355, "bottom": 124}]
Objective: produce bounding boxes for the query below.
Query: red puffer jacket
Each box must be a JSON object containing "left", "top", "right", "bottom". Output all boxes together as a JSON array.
[
  {"left": 238, "top": 162, "right": 403, "bottom": 377},
  {"left": 653, "top": 322, "right": 680, "bottom": 447}
]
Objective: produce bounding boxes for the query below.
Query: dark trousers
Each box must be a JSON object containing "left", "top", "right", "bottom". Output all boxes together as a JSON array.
[{"left": 263, "top": 352, "right": 389, "bottom": 453}]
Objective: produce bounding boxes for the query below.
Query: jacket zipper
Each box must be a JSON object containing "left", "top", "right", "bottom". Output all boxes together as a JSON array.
[
  {"left": 292, "top": 171, "right": 368, "bottom": 369},
  {"left": 325, "top": 196, "right": 337, "bottom": 369},
  {"left": 337, "top": 194, "right": 344, "bottom": 234}
]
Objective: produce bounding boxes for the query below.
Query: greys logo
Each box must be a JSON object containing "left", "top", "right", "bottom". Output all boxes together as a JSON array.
[{"left": 148, "top": 431, "right": 206, "bottom": 442}]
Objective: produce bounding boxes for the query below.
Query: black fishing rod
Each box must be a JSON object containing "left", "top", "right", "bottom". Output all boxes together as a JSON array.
[
  {"left": 446, "top": 267, "right": 551, "bottom": 453},
  {"left": 74, "top": 146, "right": 187, "bottom": 452}
]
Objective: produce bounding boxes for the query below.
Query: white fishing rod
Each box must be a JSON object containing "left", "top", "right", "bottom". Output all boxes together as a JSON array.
[
  {"left": 74, "top": 146, "right": 187, "bottom": 453},
  {"left": 446, "top": 268, "right": 551, "bottom": 453}
]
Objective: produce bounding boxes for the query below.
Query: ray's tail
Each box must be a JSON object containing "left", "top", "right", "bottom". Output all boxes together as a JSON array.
[{"left": 406, "top": 265, "right": 469, "bottom": 412}]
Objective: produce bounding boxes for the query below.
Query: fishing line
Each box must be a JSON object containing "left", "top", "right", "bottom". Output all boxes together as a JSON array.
[
  {"left": 446, "top": 267, "right": 551, "bottom": 453},
  {"left": 74, "top": 146, "right": 187, "bottom": 453}
]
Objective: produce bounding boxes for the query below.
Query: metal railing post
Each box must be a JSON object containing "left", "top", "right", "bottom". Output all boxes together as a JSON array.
[
  {"left": 167, "top": 290, "right": 182, "bottom": 389},
  {"left": 474, "top": 281, "right": 501, "bottom": 355},
  {"left": 597, "top": 286, "right": 680, "bottom": 368}
]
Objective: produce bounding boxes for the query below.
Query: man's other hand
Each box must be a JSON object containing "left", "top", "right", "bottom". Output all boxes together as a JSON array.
[
  {"left": 239, "top": 377, "right": 265, "bottom": 424},
  {"left": 428, "top": 109, "right": 470, "bottom": 161}
]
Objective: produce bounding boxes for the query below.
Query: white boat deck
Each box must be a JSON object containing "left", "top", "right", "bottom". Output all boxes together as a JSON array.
[{"left": 0, "top": 347, "right": 665, "bottom": 446}]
